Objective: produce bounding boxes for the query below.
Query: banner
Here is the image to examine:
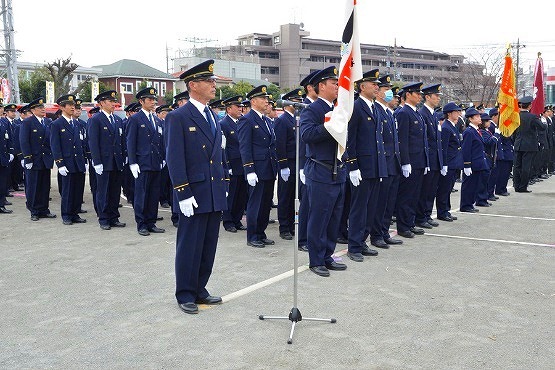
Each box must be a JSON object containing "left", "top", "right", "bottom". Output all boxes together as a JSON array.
[
  {"left": 530, "top": 53, "right": 544, "bottom": 116},
  {"left": 1, "top": 78, "right": 11, "bottom": 103},
  {"left": 91, "top": 81, "right": 99, "bottom": 103},
  {"left": 324, "top": 0, "right": 362, "bottom": 159},
  {"left": 497, "top": 53, "right": 520, "bottom": 137},
  {"left": 45, "top": 81, "right": 55, "bottom": 104}
]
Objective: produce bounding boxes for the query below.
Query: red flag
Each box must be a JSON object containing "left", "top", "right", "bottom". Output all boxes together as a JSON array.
[
  {"left": 530, "top": 53, "right": 545, "bottom": 116},
  {"left": 324, "top": 0, "right": 362, "bottom": 159}
]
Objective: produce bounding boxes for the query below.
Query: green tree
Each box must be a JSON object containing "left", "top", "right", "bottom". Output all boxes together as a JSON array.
[
  {"left": 163, "top": 90, "right": 174, "bottom": 105},
  {"left": 18, "top": 67, "right": 50, "bottom": 103},
  {"left": 79, "top": 80, "right": 110, "bottom": 103},
  {"left": 216, "top": 81, "right": 283, "bottom": 101}
]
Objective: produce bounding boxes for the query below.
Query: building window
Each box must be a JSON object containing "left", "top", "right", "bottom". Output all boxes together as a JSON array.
[
  {"left": 259, "top": 52, "right": 279, "bottom": 59},
  {"left": 309, "top": 55, "right": 325, "bottom": 62},
  {"left": 231, "top": 68, "right": 236, "bottom": 78},
  {"left": 136, "top": 80, "right": 142, "bottom": 91},
  {"left": 261, "top": 66, "right": 279, "bottom": 75},
  {"left": 161, "top": 82, "right": 166, "bottom": 96},
  {"left": 153, "top": 82, "right": 159, "bottom": 95},
  {"left": 120, "top": 82, "right": 133, "bottom": 93}
]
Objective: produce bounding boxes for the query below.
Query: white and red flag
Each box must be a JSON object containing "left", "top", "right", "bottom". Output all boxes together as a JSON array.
[
  {"left": 530, "top": 52, "right": 545, "bottom": 116},
  {"left": 324, "top": 0, "right": 362, "bottom": 159}
]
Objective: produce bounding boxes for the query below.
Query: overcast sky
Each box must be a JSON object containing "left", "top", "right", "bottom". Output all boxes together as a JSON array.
[{"left": 11, "top": 0, "right": 555, "bottom": 74}]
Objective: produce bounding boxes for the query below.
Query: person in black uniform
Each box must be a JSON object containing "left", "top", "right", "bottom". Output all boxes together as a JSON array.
[
  {"left": 300, "top": 66, "right": 347, "bottom": 277},
  {"left": 2, "top": 104, "right": 22, "bottom": 192},
  {"left": 87, "top": 91, "right": 126, "bottom": 229},
  {"left": 0, "top": 104, "right": 14, "bottom": 213},
  {"left": 72, "top": 99, "right": 89, "bottom": 214},
  {"left": 220, "top": 95, "right": 247, "bottom": 233},
  {"left": 513, "top": 96, "right": 545, "bottom": 192},
  {"left": 166, "top": 59, "right": 227, "bottom": 314},
  {"left": 126, "top": 87, "right": 166, "bottom": 236},
  {"left": 50, "top": 94, "right": 87, "bottom": 225},
  {"left": 19, "top": 98, "right": 56, "bottom": 221},
  {"left": 237, "top": 85, "right": 278, "bottom": 248},
  {"left": 121, "top": 102, "right": 139, "bottom": 205}
]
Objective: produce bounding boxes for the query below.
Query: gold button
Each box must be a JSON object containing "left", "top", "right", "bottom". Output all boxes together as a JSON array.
[
  {"left": 211, "top": 177, "right": 214, "bottom": 180},
  {"left": 210, "top": 160, "right": 213, "bottom": 164}
]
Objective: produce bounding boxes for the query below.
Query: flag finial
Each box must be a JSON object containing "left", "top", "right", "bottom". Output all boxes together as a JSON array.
[{"left": 538, "top": 51, "right": 542, "bottom": 58}]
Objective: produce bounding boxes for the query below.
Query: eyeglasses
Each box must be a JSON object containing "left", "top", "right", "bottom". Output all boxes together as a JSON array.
[{"left": 193, "top": 77, "right": 216, "bottom": 84}]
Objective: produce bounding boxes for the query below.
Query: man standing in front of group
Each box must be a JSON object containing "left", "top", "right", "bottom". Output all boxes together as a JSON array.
[
  {"left": 50, "top": 94, "right": 87, "bottom": 225},
  {"left": 166, "top": 59, "right": 227, "bottom": 314},
  {"left": 300, "top": 66, "right": 347, "bottom": 277},
  {"left": 126, "top": 87, "right": 166, "bottom": 236},
  {"left": 19, "top": 97, "right": 56, "bottom": 221},
  {"left": 87, "top": 90, "right": 126, "bottom": 230}
]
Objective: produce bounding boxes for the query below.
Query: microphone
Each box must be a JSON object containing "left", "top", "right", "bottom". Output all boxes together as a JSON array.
[{"left": 277, "top": 99, "right": 308, "bottom": 109}]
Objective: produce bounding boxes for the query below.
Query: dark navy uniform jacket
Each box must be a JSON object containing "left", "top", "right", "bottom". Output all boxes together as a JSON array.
[
  {"left": 396, "top": 104, "right": 429, "bottom": 169},
  {"left": 237, "top": 109, "right": 277, "bottom": 181},
  {"left": 50, "top": 116, "right": 86, "bottom": 173},
  {"left": 418, "top": 105, "right": 443, "bottom": 170},
  {"left": 462, "top": 125, "right": 488, "bottom": 171},
  {"left": 75, "top": 118, "right": 90, "bottom": 161},
  {"left": 8, "top": 118, "right": 22, "bottom": 161},
  {"left": 0, "top": 118, "right": 13, "bottom": 167},
  {"left": 441, "top": 119, "right": 464, "bottom": 169},
  {"left": 165, "top": 101, "right": 227, "bottom": 211},
  {"left": 19, "top": 115, "right": 54, "bottom": 170},
  {"left": 375, "top": 103, "right": 401, "bottom": 176},
  {"left": 346, "top": 97, "right": 387, "bottom": 179},
  {"left": 274, "top": 110, "right": 296, "bottom": 170},
  {"left": 220, "top": 115, "right": 244, "bottom": 175},
  {"left": 300, "top": 98, "right": 346, "bottom": 184},
  {"left": 87, "top": 111, "right": 124, "bottom": 171},
  {"left": 514, "top": 111, "right": 544, "bottom": 152},
  {"left": 126, "top": 110, "right": 165, "bottom": 171}
]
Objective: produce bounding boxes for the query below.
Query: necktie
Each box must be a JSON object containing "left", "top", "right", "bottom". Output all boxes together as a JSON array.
[
  {"left": 109, "top": 114, "right": 115, "bottom": 130},
  {"left": 69, "top": 119, "right": 73, "bottom": 128},
  {"left": 203, "top": 106, "right": 216, "bottom": 136},
  {"left": 40, "top": 118, "right": 45, "bottom": 127},
  {"left": 149, "top": 113, "right": 156, "bottom": 130}
]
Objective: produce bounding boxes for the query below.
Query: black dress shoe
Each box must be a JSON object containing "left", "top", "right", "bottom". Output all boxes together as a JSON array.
[
  {"left": 62, "top": 220, "right": 73, "bottom": 225},
  {"left": 460, "top": 208, "right": 479, "bottom": 213},
  {"left": 371, "top": 239, "right": 389, "bottom": 249},
  {"left": 280, "top": 232, "right": 293, "bottom": 240},
  {"left": 450, "top": 215, "right": 458, "bottom": 220},
  {"left": 268, "top": 219, "right": 276, "bottom": 224},
  {"left": 100, "top": 224, "right": 111, "bottom": 230},
  {"left": 6, "top": 193, "right": 13, "bottom": 197},
  {"left": 497, "top": 192, "right": 510, "bottom": 196},
  {"left": 41, "top": 213, "right": 57, "bottom": 218},
  {"left": 309, "top": 266, "right": 330, "bottom": 277},
  {"left": 160, "top": 202, "right": 170, "bottom": 208},
  {"left": 236, "top": 225, "right": 247, "bottom": 231},
  {"left": 196, "top": 295, "right": 222, "bottom": 305},
  {"left": 410, "top": 227, "right": 425, "bottom": 235},
  {"left": 437, "top": 215, "right": 454, "bottom": 222},
  {"left": 325, "top": 261, "right": 347, "bottom": 270},
  {"left": 298, "top": 245, "right": 309, "bottom": 252},
  {"left": 0, "top": 206, "right": 13, "bottom": 214},
  {"left": 178, "top": 302, "right": 198, "bottom": 314},
  {"left": 78, "top": 209, "right": 88, "bottom": 214},
  {"left": 173, "top": 222, "right": 178, "bottom": 228},
  {"left": 247, "top": 240, "right": 265, "bottom": 248},
  {"left": 384, "top": 237, "right": 403, "bottom": 245},
  {"left": 515, "top": 189, "right": 532, "bottom": 193},
  {"left": 336, "top": 237, "right": 348, "bottom": 244},
  {"left": 362, "top": 244, "right": 379, "bottom": 256},
  {"left": 398, "top": 230, "right": 415, "bottom": 238},
  {"left": 261, "top": 238, "right": 275, "bottom": 245},
  {"left": 347, "top": 252, "right": 364, "bottom": 262},
  {"left": 149, "top": 226, "right": 165, "bottom": 233},
  {"left": 225, "top": 226, "right": 238, "bottom": 233},
  {"left": 111, "top": 221, "right": 126, "bottom": 227},
  {"left": 30, "top": 215, "right": 39, "bottom": 221},
  {"left": 156, "top": 216, "right": 164, "bottom": 221},
  {"left": 118, "top": 203, "right": 123, "bottom": 208},
  {"left": 416, "top": 222, "right": 433, "bottom": 229},
  {"left": 488, "top": 196, "right": 499, "bottom": 201},
  {"left": 72, "top": 217, "right": 87, "bottom": 223},
  {"left": 475, "top": 202, "right": 491, "bottom": 207},
  {"left": 427, "top": 219, "right": 439, "bottom": 227},
  {"left": 451, "top": 188, "right": 459, "bottom": 192},
  {"left": 3, "top": 201, "right": 12, "bottom": 206},
  {"left": 138, "top": 229, "right": 150, "bottom": 236}
]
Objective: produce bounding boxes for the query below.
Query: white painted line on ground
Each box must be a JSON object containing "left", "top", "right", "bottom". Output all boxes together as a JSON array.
[
  {"left": 475, "top": 213, "right": 555, "bottom": 221},
  {"left": 423, "top": 232, "right": 555, "bottom": 248}
]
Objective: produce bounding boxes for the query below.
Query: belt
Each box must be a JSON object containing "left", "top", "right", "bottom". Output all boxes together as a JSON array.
[{"left": 309, "top": 157, "right": 344, "bottom": 171}]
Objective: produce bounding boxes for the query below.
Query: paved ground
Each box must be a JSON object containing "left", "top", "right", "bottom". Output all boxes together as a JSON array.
[{"left": 1, "top": 171, "right": 554, "bottom": 369}]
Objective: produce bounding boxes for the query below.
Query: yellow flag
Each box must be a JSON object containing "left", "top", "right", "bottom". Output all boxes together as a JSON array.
[{"left": 497, "top": 53, "right": 520, "bottom": 137}]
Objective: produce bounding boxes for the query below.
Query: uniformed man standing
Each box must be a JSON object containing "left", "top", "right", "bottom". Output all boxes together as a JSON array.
[
  {"left": 0, "top": 105, "right": 14, "bottom": 213},
  {"left": 156, "top": 104, "right": 173, "bottom": 210},
  {"left": 87, "top": 90, "right": 126, "bottom": 229},
  {"left": 300, "top": 66, "right": 347, "bottom": 277},
  {"left": 395, "top": 83, "right": 428, "bottom": 238},
  {"left": 238, "top": 85, "right": 278, "bottom": 248},
  {"left": 19, "top": 98, "right": 56, "bottom": 220},
  {"left": 50, "top": 94, "right": 87, "bottom": 225},
  {"left": 121, "top": 102, "right": 139, "bottom": 205},
  {"left": 72, "top": 99, "right": 89, "bottom": 214},
  {"left": 513, "top": 96, "right": 545, "bottom": 193},
  {"left": 2, "top": 104, "right": 22, "bottom": 192},
  {"left": 166, "top": 59, "right": 227, "bottom": 314},
  {"left": 275, "top": 88, "right": 303, "bottom": 240},
  {"left": 345, "top": 69, "right": 384, "bottom": 262},
  {"left": 416, "top": 84, "right": 444, "bottom": 229},
  {"left": 220, "top": 95, "right": 248, "bottom": 233},
  {"left": 126, "top": 87, "right": 166, "bottom": 236}
]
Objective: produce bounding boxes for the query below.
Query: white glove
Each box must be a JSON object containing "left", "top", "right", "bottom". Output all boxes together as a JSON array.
[
  {"left": 464, "top": 167, "right": 472, "bottom": 176},
  {"left": 58, "top": 166, "right": 68, "bottom": 176},
  {"left": 125, "top": 157, "right": 129, "bottom": 165},
  {"left": 440, "top": 166, "right": 448, "bottom": 176},
  {"left": 25, "top": 162, "right": 33, "bottom": 170},
  {"left": 495, "top": 128, "right": 501, "bottom": 134},
  {"left": 85, "top": 163, "right": 89, "bottom": 173},
  {"left": 229, "top": 168, "right": 233, "bottom": 175},
  {"left": 401, "top": 164, "right": 412, "bottom": 178},
  {"left": 221, "top": 133, "right": 226, "bottom": 149},
  {"left": 130, "top": 163, "right": 140, "bottom": 179},
  {"left": 349, "top": 169, "right": 362, "bottom": 187},
  {"left": 179, "top": 196, "right": 198, "bottom": 217},
  {"left": 8, "top": 154, "right": 14, "bottom": 163},
  {"left": 94, "top": 164, "right": 103, "bottom": 175},
  {"left": 247, "top": 172, "right": 258, "bottom": 187},
  {"left": 162, "top": 160, "right": 166, "bottom": 168},
  {"left": 424, "top": 167, "right": 430, "bottom": 175},
  {"left": 299, "top": 169, "right": 306, "bottom": 184},
  {"left": 280, "top": 167, "right": 290, "bottom": 182},
  {"left": 20, "top": 159, "right": 24, "bottom": 168}
]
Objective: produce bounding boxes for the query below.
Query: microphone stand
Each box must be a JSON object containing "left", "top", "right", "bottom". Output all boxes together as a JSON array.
[{"left": 259, "top": 105, "right": 336, "bottom": 344}]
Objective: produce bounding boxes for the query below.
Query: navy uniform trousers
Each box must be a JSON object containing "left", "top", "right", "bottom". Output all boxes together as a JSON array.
[
  {"left": 222, "top": 173, "right": 248, "bottom": 229},
  {"left": 60, "top": 173, "right": 85, "bottom": 221},
  {"left": 134, "top": 170, "right": 161, "bottom": 230},
  {"left": 396, "top": 169, "right": 424, "bottom": 232},
  {"left": 25, "top": 168, "right": 52, "bottom": 216},
  {"left": 460, "top": 171, "right": 483, "bottom": 211},
  {"left": 371, "top": 174, "right": 399, "bottom": 242},
  {"left": 436, "top": 169, "right": 457, "bottom": 218},
  {"left": 277, "top": 158, "right": 296, "bottom": 234},
  {"left": 348, "top": 178, "right": 380, "bottom": 254},
  {"left": 96, "top": 168, "right": 122, "bottom": 226},
  {"left": 298, "top": 180, "right": 309, "bottom": 248},
  {"left": 246, "top": 179, "right": 274, "bottom": 242},
  {"left": 495, "top": 160, "right": 512, "bottom": 195}
]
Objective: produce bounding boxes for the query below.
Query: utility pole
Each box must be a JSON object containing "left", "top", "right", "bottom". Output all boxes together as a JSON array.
[
  {"left": 393, "top": 38, "right": 399, "bottom": 81},
  {"left": 513, "top": 38, "right": 526, "bottom": 95},
  {"left": 1, "top": 0, "right": 20, "bottom": 103}
]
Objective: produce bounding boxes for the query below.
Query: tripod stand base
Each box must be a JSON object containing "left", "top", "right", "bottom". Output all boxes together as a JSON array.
[{"left": 259, "top": 307, "right": 336, "bottom": 344}]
